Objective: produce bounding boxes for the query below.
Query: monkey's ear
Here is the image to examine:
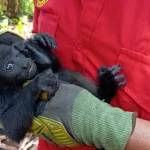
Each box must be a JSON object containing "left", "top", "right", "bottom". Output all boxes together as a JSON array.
[{"left": 0, "top": 30, "right": 24, "bottom": 45}]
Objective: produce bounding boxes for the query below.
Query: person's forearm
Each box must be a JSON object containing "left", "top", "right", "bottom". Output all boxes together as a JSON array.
[
  {"left": 72, "top": 90, "right": 135, "bottom": 150},
  {"left": 125, "top": 118, "right": 150, "bottom": 150}
]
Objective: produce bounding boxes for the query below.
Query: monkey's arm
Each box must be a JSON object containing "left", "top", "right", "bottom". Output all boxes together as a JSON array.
[
  {"left": 57, "top": 65, "right": 126, "bottom": 103},
  {"left": 0, "top": 69, "right": 58, "bottom": 142},
  {"left": 25, "top": 33, "right": 61, "bottom": 72},
  {"left": 57, "top": 69, "right": 98, "bottom": 96},
  {"left": 11, "top": 33, "right": 56, "bottom": 72}
]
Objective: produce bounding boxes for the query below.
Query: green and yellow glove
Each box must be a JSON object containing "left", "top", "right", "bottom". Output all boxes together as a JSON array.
[{"left": 30, "top": 83, "right": 136, "bottom": 150}]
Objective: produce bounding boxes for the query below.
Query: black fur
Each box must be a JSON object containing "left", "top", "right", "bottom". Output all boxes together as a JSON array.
[{"left": 0, "top": 33, "right": 126, "bottom": 143}]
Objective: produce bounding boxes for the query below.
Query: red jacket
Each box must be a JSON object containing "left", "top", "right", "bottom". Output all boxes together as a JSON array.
[{"left": 33, "top": 0, "right": 150, "bottom": 149}]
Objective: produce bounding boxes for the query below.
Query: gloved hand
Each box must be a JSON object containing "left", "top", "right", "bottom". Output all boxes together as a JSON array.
[{"left": 30, "top": 83, "right": 136, "bottom": 150}]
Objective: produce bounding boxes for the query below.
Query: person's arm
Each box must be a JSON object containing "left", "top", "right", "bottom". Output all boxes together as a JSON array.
[
  {"left": 30, "top": 83, "right": 135, "bottom": 150},
  {"left": 125, "top": 118, "right": 150, "bottom": 150}
]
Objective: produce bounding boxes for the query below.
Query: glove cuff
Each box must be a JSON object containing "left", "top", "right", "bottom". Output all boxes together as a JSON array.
[{"left": 72, "top": 90, "right": 136, "bottom": 150}]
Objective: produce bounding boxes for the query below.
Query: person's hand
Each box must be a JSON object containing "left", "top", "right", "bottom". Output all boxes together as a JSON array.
[
  {"left": 0, "top": 133, "right": 38, "bottom": 150},
  {"left": 0, "top": 135, "right": 18, "bottom": 150},
  {"left": 30, "top": 83, "right": 82, "bottom": 147},
  {"left": 30, "top": 82, "right": 136, "bottom": 150}
]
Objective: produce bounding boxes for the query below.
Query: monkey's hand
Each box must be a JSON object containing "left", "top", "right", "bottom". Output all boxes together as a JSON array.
[
  {"left": 98, "top": 64, "right": 126, "bottom": 103},
  {"left": 27, "top": 33, "right": 62, "bottom": 72},
  {"left": 31, "top": 69, "right": 59, "bottom": 101},
  {"left": 32, "top": 33, "right": 57, "bottom": 50},
  {"left": 0, "top": 69, "right": 58, "bottom": 142},
  {"left": 0, "top": 69, "right": 59, "bottom": 143},
  {"left": 12, "top": 33, "right": 57, "bottom": 71},
  {"left": 26, "top": 33, "right": 57, "bottom": 71}
]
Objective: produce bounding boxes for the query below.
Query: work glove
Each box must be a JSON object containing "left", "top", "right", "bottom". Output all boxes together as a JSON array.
[{"left": 30, "top": 82, "right": 136, "bottom": 150}]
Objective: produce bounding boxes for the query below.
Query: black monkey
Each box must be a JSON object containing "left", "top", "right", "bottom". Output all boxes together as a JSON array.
[
  {"left": 0, "top": 34, "right": 58, "bottom": 142},
  {"left": 0, "top": 32, "right": 126, "bottom": 143}
]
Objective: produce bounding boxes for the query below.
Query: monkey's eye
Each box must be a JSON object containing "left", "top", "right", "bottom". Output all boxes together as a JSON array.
[{"left": 6, "top": 63, "right": 14, "bottom": 71}]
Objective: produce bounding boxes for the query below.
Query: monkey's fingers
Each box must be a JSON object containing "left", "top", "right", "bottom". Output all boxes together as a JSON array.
[
  {"left": 42, "top": 86, "right": 58, "bottom": 100},
  {"left": 118, "top": 80, "right": 127, "bottom": 87},
  {"left": 50, "top": 38, "right": 57, "bottom": 50},
  {"left": 51, "top": 80, "right": 59, "bottom": 91},
  {"left": 38, "top": 33, "right": 52, "bottom": 49},
  {"left": 26, "top": 44, "right": 37, "bottom": 54},
  {"left": 42, "top": 34, "right": 57, "bottom": 50},
  {"left": 34, "top": 34, "right": 47, "bottom": 48},
  {"left": 13, "top": 42, "right": 29, "bottom": 56},
  {"left": 41, "top": 73, "right": 59, "bottom": 98},
  {"left": 114, "top": 74, "right": 126, "bottom": 87},
  {"left": 108, "top": 64, "right": 120, "bottom": 71},
  {"left": 98, "top": 66, "right": 108, "bottom": 76},
  {"left": 108, "top": 65, "right": 121, "bottom": 75},
  {"left": 42, "top": 33, "right": 57, "bottom": 50},
  {"left": 100, "top": 66, "right": 107, "bottom": 72},
  {"left": 34, "top": 33, "right": 57, "bottom": 50},
  {"left": 114, "top": 74, "right": 125, "bottom": 81},
  {"left": 45, "top": 35, "right": 57, "bottom": 50}
]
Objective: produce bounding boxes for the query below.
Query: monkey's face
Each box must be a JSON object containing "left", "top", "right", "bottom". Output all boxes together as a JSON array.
[{"left": 0, "top": 44, "right": 37, "bottom": 85}]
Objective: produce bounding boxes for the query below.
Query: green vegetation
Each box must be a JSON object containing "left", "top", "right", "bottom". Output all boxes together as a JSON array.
[{"left": 0, "top": 0, "right": 34, "bottom": 35}]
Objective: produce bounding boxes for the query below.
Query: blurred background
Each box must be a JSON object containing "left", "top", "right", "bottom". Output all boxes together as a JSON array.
[{"left": 0, "top": 0, "right": 34, "bottom": 38}]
